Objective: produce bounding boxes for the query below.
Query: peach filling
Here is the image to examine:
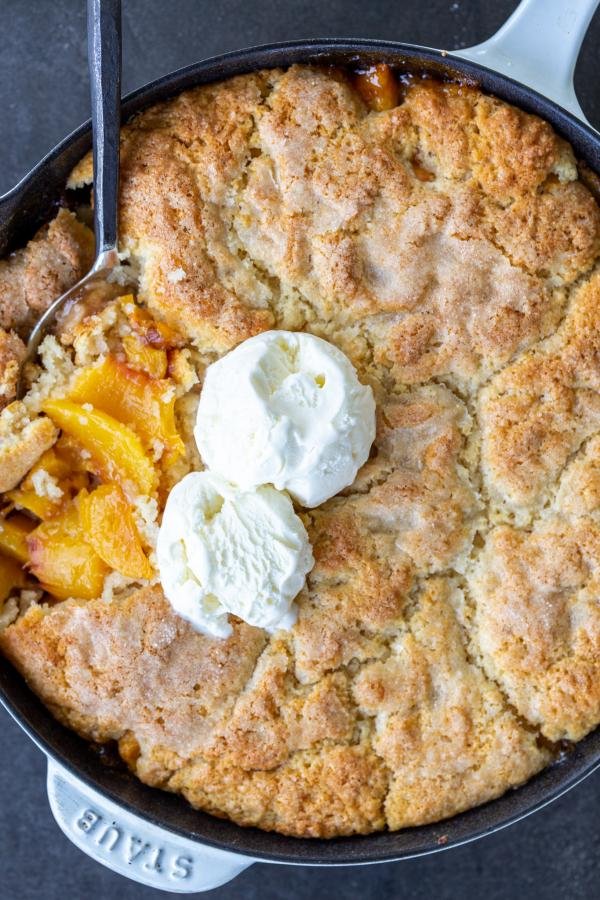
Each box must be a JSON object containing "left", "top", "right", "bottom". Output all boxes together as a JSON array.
[
  {"left": 0, "top": 294, "right": 187, "bottom": 607},
  {"left": 354, "top": 63, "right": 400, "bottom": 111}
]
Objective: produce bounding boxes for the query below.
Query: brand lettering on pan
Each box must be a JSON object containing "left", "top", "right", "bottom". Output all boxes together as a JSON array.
[{"left": 75, "top": 808, "right": 194, "bottom": 879}]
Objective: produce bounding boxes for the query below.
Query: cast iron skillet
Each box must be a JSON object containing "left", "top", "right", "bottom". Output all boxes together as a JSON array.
[{"left": 1, "top": 0, "right": 600, "bottom": 890}]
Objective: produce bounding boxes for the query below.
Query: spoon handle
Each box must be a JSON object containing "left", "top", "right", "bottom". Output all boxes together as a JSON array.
[{"left": 87, "top": 0, "right": 122, "bottom": 263}]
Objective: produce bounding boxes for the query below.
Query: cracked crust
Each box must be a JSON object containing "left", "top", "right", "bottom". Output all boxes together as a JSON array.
[
  {"left": 479, "top": 271, "right": 600, "bottom": 520},
  {"left": 0, "top": 208, "right": 94, "bottom": 408},
  {"left": 468, "top": 520, "right": 600, "bottom": 742},
  {"left": 357, "top": 579, "right": 549, "bottom": 829},
  {"left": 0, "top": 587, "right": 267, "bottom": 752},
  {"left": 2, "top": 67, "right": 600, "bottom": 837}
]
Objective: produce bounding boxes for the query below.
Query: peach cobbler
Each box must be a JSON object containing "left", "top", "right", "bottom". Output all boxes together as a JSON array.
[{"left": 0, "top": 64, "right": 599, "bottom": 838}]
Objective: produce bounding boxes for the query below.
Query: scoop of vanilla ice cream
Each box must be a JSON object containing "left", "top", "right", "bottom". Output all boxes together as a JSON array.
[
  {"left": 194, "top": 331, "right": 376, "bottom": 507},
  {"left": 156, "top": 471, "right": 313, "bottom": 638}
]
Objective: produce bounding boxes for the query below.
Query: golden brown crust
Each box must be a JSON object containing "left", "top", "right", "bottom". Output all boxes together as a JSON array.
[
  {"left": 468, "top": 520, "right": 600, "bottom": 742},
  {"left": 0, "top": 209, "right": 94, "bottom": 334},
  {"left": 356, "top": 579, "right": 548, "bottom": 829},
  {"left": 2, "top": 66, "right": 600, "bottom": 838},
  {"left": 0, "top": 329, "right": 25, "bottom": 408},
  {"left": 555, "top": 434, "right": 600, "bottom": 518},
  {"left": 68, "top": 69, "right": 598, "bottom": 383},
  {"left": 169, "top": 742, "right": 389, "bottom": 838},
  {"left": 356, "top": 385, "right": 481, "bottom": 573},
  {"left": 0, "top": 587, "right": 266, "bottom": 751},
  {"left": 479, "top": 271, "right": 600, "bottom": 519}
]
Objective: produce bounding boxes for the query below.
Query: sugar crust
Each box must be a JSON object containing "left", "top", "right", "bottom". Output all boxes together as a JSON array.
[{"left": 2, "top": 67, "right": 600, "bottom": 836}]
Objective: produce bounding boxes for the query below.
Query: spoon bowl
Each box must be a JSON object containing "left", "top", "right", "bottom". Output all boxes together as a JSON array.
[{"left": 16, "top": 248, "right": 120, "bottom": 398}]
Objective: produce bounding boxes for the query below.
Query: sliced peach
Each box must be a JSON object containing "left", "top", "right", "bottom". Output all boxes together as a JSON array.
[
  {"left": 0, "top": 514, "right": 34, "bottom": 563},
  {"left": 52, "top": 436, "right": 94, "bottom": 491},
  {"left": 157, "top": 394, "right": 185, "bottom": 467},
  {"left": 79, "top": 485, "right": 154, "bottom": 580},
  {"left": 68, "top": 356, "right": 184, "bottom": 466},
  {"left": 3, "top": 425, "right": 94, "bottom": 524},
  {"left": 27, "top": 499, "right": 108, "bottom": 600},
  {"left": 6, "top": 446, "right": 72, "bottom": 519},
  {"left": 8, "top": 441, "right": 91, "bottom": 519},
  {"left": 5, "top": 488, "right": 59, "bottom": 520},
  {"left": 354, "top": 64, "right": 400, "bottom": 111},
  {"left": 0, "top": 553, "right": 25, "bottom": 603},
  {"left": 121, "top": 298, "right": 184, "bottom": 349},
  {"left": 42, "top": 399, "right": 158, "bottom": 496},
  {"left": 122, "top": 333, "right": 168, "bottom": 380}
]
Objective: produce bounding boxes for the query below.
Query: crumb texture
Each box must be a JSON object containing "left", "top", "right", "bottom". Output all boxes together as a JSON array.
[{"left": 3, "top": 68, "right": 600, "bottom": 837}]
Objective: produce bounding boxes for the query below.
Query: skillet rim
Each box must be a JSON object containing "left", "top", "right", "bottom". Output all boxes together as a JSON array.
[{"left": 1, "top": 37, "right": 599, "bottom": 866}]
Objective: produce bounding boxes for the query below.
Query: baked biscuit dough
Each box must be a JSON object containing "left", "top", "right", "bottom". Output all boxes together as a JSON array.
[
  {"left": 2, "top": 66, "right": 600, "bottom": 836},
  {"left": 0, "top": 208, "right": 94, "bottom": 408}
]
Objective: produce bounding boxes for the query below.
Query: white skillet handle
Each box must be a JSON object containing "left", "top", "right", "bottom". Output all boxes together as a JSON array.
[
  {"left": 455, "top": 0, "right": 599, "bottom": 124},
  {"left": 46, "top": 758, "right": 255, "bottom": 893}
]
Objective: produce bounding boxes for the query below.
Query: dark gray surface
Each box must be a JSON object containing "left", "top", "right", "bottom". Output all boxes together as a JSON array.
[{"left": 1, "top": 1, "right": 600, "bottom": 898}]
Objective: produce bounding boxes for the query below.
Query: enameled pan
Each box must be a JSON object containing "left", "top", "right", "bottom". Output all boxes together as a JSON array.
[{"left": 1, "top": 0, "right": 599, "bottom": 891}]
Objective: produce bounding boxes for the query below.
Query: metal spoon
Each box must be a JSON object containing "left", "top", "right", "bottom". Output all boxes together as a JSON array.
[{"left": 17, "top": 0, "right": 122, "bottom": 397}]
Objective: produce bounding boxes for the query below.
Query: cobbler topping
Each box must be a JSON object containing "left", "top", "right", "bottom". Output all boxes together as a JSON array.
[{"left": 0, "top": 63, "right": 599, "bottom": 839}]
